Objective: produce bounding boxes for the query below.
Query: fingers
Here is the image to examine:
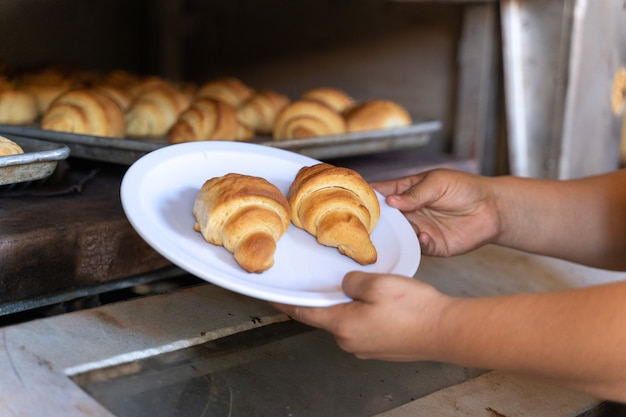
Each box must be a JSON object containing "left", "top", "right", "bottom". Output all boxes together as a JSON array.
[
  {"left": 269, "top": 301, "right": 349, "bottom": 330},
  {"left": 270, "top": 271, "right": 387, "bottom": 329},
  {"left": 375, "top": 174, "right": 441, "bottom": 214},
  {"left": 371, "top": 173, "right": 425, "bottom": 198},
  {"left": 341, "top": 270, "right": 383, "bottom": 303},
  {"left": 416, "top": 231, "right": 435, "bottom": 255}
]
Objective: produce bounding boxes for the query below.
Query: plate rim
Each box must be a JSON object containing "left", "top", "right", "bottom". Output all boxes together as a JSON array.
[{"left": 121, "top": 141, "right": 420, "bottom": 306}]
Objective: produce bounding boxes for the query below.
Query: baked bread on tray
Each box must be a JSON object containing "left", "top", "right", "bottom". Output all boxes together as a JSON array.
[
  {"left": 40, "top": 87, "right": 126, "bottom": 138},
  {"left": 168, "top": 97, "right": 254, "bottom": 143},
  {"left": 0, "top": 135, "right": 24, "bottom": 156},
  {"left": 273, "top": 99, "right": 347, "bottom": 140}
]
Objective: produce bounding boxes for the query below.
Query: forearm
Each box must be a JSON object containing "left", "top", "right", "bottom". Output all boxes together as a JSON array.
[
  {"left": 432, "top": 280, "right": 626, "bottom": 401},
  {"left": 492, "top": 169, "right": 626, "bottom": 270}
]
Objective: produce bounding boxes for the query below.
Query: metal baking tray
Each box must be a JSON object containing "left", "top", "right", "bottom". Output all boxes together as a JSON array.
[
  {"left": 0, "top": 135, "right": 70, "bottom": 186},
  {"left": 0, "top": 120, "right": 440, "bottom": 165}
]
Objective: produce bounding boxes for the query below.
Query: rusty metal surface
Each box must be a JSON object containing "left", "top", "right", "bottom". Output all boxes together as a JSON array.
[
  {"left": 0, "top": 121, "right": 439, "bottom": 165},
  {"left": 0, "top": 162, "right": 171, "bottom": 307},
  {"left": 0, "top": 135, "right": 69, "bottom": 186}
]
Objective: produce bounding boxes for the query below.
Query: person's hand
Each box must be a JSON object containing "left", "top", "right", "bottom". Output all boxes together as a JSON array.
[
  {"left": 271, "top": 270, "right": 452, "bottom": 361},
  {"left": 371, "top": 169, "right": 501, "bottom": 257}
]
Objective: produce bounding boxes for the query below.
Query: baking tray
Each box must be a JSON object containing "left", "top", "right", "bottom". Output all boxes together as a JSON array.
[
  {"left": 0, "top": 120, "right": 440, "bottom": 165},
  {"left": 0, "top": 135, "right": 70, "bottom": 186}
]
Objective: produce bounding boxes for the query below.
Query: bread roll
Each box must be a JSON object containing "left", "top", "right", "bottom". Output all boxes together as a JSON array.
[
  {"left": 0, "top": 88, "right": 38, "bottom": 124},
  {"left": 193, "top": 173, "right": 291, "bottom": 273},
  {"left": 93, "top": 83, "right": 135, "bottom": 112},
  {"left": 19, "top": 67, "right": 82, "bottom": 115},
  {"left": 196, "top": 77, "right": 254, "bottom": 108},
  {"left": 126, "top": 84, "right": 192, "bottom": 137},
  {"left": 101, "top": 70, "right": 169, "bottom": 98},
  {"left": 236, "top": 90, "right": 290, "bottom": 134},
  {"left": 41, "top": 88, "right": 125, "bottom": 137},
  {"left": 0, "top": 135, "right": 24, "bottom": 156},
  {"left": 273, "top": 99, "right": 347, "bottom": 140},
  {"left": 168, "top": 97, "right": 254, "bottom": 143},
  {"left": 287, "top": 163, "right": 380, "bottom": 265},
  {"left": 301, "top": 87, "right": 355, "bottom": 113},
  {"left": 344, "top": 99, "right": 412, "bottom": 133}
]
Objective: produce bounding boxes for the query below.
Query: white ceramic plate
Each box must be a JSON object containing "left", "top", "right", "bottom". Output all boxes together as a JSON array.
[{"left": 121, "top": 141, "right": 420, "bottom": 306}]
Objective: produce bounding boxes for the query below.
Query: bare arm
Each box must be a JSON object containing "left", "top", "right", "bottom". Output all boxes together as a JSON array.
[
  {"left": 436, "top": 279, "right": 626, "bottom": 400},
  {"left": 492, "top": 170, "right": 626, "bottom": 270}
]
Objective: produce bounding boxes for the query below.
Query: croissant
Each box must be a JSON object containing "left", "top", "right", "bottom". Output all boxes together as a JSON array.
[
  {"left": 195, "top": 76, "right": 255, "bottom": 108},
  {"left": 0, "top": 135, "right": 24, "bottom": 156},
  {"left": 19, "top": 67, "right": 82, "bottom": 115},
  {"left": 287, "top": 163, "right": 380, "bottom": 265},
  {"left": 193, "top": 173, "right": 291, "bottom": 273},
  {"left": 125, "top": 84, "right": 192, "bottom": 137},
  {"left": 236, "top": 90, "right": 290, "bottom": 134},
  {"left": 92, "top": 83, "right": 135, "bottom": 112},
  {"left": 41, "top": 88, "right": 125, "bottom": 137},
  {"left": 273, "top": 99, "right": 347, "bottom": 140},
  {"left": 344, "top": 99, "right": 412, "bottom": 133},
  {"left": 100, "top": 70, "right": 166, "bottom": 98},
  {"left": 167, "top": 97, "right": 254, "bottom": 143},
  {"left": 0, "top": 88, "right": 38, "bottom": 124},
  {"left": 301, "top": 87, "right": 355, "bottom": 113}
]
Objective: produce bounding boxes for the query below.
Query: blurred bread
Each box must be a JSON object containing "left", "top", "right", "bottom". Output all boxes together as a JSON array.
[
  {"left": 620, "top": 113, "right": 626, "bottom": 168},
  {"left": 41, "top": 88, "right": 125, "bottom": 137},
  {"left": 273, "top": 99, "right": 346, "bottom": 140},
  {"left": 0, "top": 88, "right": 38, "bottom": 124},
  {"left": 0, "top": 135, "right": 24, "bottom": 156},
  {"left": 19, "top": 67, "right": 83, "bottom": 115},
  {"left": 100, "top": 70, "right": 168, "bottom": 98},
  {"left": 92, "top": 83, "right": 135, "bottom": 112},
  {"left": 344, "top": 99, "right": 412, "bottom": 133},
  {"left": 195, "top": 77, "right": 254, "bottom": 108},
  {"left": 168, "top": 97, "right": 253, "bottom": 143},
  {"left": 301, "top": 87, "right": 355, "bottom": 113},
  {"left": 125, "top": 84, "right": 192, "bottom": 137},
  {"left": 236, "top": 90, "right": 290, "bottom": 134}
]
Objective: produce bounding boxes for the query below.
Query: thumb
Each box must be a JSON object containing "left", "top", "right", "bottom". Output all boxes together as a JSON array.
[
  {"left": 385, "top": 185, "right": 436, "bottom": 212},
  {"left": 342, "top": 271, "right": 403, "bottom": 304},
  {"left": 341, "top": 271, "right": 379, "bottom": 303}
]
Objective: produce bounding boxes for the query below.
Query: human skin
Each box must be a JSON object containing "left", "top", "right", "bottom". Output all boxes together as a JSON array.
[{"left": 271, "top": 168, "right": 626, "bottom": 401}]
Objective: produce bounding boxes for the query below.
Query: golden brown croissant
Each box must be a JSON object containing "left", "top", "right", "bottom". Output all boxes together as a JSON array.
[
  {"left": 236, "top": 90, "right": 290, "bottom": 134},
  {"left": 287, "top": 163, "right": 380, "bottom": 265},
  {"left": 92, "top": 83, "right": 135, "bottom": 112},
  {"left": 193, "top": 173, "right": 291, "bottom": 273},
  {"left": 273, "top": 99, "right": 347, "bottom": 140},
  {"left": 19, "top": 67, "right": 82, "bottom": 115},
  {"left": 344, "top": 99, "right": 412, "bottom": 133},
  {"left": 41, "top": 88, "right": 125, "bottom": 137},
  {"left": 167, "top": 97, "right": 254, "bottom": 143},
  {"left": 0, "top": 88, "right": 38, "bottom": 124},
  {"left": 195, "top": 76, "right": 255, "bottom": 108},
  {"left": 301, "top": 87, "right": 355, "bottom": 113},
  {"left": 125, "top": 84, "right": 192, "bottom": 137},
  {"left": 0, "top": 135, "right": 24, "bottom": 156}
]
